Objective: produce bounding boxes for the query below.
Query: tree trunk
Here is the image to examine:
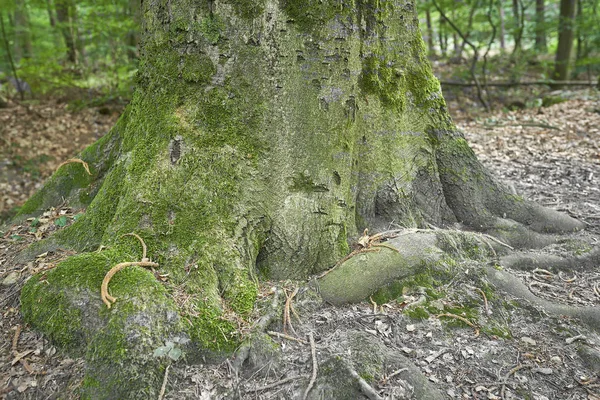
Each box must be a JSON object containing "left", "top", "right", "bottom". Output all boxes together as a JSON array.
[
  {"left": 425, "top": 8, "right": 436, "bottom": 56},
  {"left": 511, "top": 0, "right": 522, "bottom": 55},
  {"left": 439, "top": 13, "right": 448, "bottom": 56},
  {"left": 499, "top": 0, "right": 506, "bottom": 50},
  {"left": 14, "top": 0, "right": 33, "bottom": 61},
  {"left": 553, "top": 0, "right": 577, "bottom": 86},
  {"left": 17, "top": 0, "right": 584, "bottom": 397},
  {"left": 55, "top": 0, "right": 77, "bottom": 64},
  {"left": 535, "top": 0, "right": 547, "bottom": 52},
  {"left": 125, "top": 0, "right": 140, "bottom": 61}
]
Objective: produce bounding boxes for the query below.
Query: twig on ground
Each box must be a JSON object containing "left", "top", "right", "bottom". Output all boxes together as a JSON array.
[
  {"left": 528, "top": 281, "right": 560, "bottom": 293},
  {"left": 157, "top": 365, "right": 170, "bottom": 400},
  {"left": 302, "top": 332, "right": 317, "bottom": 400},
  {"left": 369, "top": 296, "right": 378, "bottom": 314},
  {"left": 283, "top": 287, "right": 299, "bottom": 336},
  {"left": 245, "top": 375, "right": 301, "bottom": 393},
  {"left": 11, "top": 325, "right": 43, "bottom": 375},
  {"left": 476, "top": 288, "right": 490, "bottom": 315},
  {"left": 594, "top": 283, "right": 600, "bottom": 298},
  {"left": 383, "top": 367, "right": 408, "bottom": 383},
  {"left": 267, "top": 331, "right": 308, "bottom": 344},
  {"left": 345, "top": 362, "right": 384, "bottom": 400},
  {"left": 532, "top": 268, "right": 554, "bottom": 280},
  {"left": 480, "top": 233, "right": 514, "bottom": 250},
  {"left": 501, "top": 364, "right": 531, "bottom": 399},
  {"left": 437, "top": 313, "right": 480, "bottom": 337},
  {"left": 57, "top": 158, "right": 91, "bottom": 175},
  {"left": 558, "top": 272, "right": 577, "bottom": 283}
]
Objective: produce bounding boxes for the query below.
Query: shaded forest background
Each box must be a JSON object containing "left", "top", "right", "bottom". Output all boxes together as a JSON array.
[{"left": 0, "top": 0, "right": 598, "bottom": 222}]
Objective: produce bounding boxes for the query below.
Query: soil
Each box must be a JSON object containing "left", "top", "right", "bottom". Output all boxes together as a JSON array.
[{"left": 1, "top": 90, "right": 599, "bottom": 399}]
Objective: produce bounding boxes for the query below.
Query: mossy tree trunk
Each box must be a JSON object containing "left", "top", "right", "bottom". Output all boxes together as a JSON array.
[{"left": 18, "top": 0, "right": 584, "bottom": 398}]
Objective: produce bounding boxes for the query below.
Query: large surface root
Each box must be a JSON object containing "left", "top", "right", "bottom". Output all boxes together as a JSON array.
[{"left": 486, "top": 266, "right": 600, "bottom": 332}]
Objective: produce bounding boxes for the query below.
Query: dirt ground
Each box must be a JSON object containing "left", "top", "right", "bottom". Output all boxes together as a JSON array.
[{"left": 0, "top": 90, "right": 599, "bottom": 399}]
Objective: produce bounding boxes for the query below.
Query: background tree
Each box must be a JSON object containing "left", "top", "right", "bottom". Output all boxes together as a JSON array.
[
  {"left": 553, "top": 0, "right": 577, "bottom": 85},
  {"left": 535, "top": 0, "right": 547, "bottom": 52},
  {"left": 13, "top": 0, "right": 592, "bottom": 398}
]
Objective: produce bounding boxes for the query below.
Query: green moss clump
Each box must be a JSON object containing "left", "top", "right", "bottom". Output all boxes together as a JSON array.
[
  {"left": 199, "top": 15, "right": 225, "bottom": 45},
  {"left": 181, "top": 54, "right": 216, "bottom": 83},
  {"left": 359, "top": 55, "right": 406, "bottom": 109},
  {"left": 406, "top": 306, "right": 430, "bottom": 320},
  {"left": 20, "top": 275, "right": 84, "bottom": 348},
  {"left": 223, "top": 0, "right": 266, "bottom": 19}
]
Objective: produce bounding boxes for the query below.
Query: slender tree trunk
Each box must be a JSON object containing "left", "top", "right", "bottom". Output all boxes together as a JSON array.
[
  {"left": 535, "top": 0, "right": 547, "bottom": 52},
  {"left": 125, "top": 0, "right": 140, "bottom": 60},
  {"left": 499, "top": 0, "right": 506, "bottom": 50},
  {"left": 426, "top": 8, "right": 436, "bottom": 56},
  {"left": 55, "top": 0, "right": 77, "bottom": 64},
  {"left": 46, "top": 0, "right": 56, "bottom": 27},
  {"left": 575, "top": 0, "right": 583, "bottom": 61},
  {"left": 439, "top": 13, "right": 447, "bottom": 56},
  {"left": 512, "top": 0, "right": 522, "bottom": 54},
  {"left": 452, "top": 8, "right": 459, "bottom": 55},
  {"left": 553, "top": 0, "right": 577, "bottom": 85},
  {"left": 13, "top": 0, "right": 33, "bottom": 61}
]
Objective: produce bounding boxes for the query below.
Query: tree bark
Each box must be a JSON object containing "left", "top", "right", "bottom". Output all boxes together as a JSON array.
[
  {"left": 553, "top": 0, "right": 577, "bottom": 86},
  {"left": 535, "top": 0, "right": 547, "bottom": 52},
  {"left": 55, "top": 0, "right": 77, "bottom": 64},
  {"left": 439, "top": 13, "right": 448, "bottom": 56},
  {"left": 14, "top": 0, "right": 33, "bottom": 61},
  {"left": 499, "top": 0, "right": 506, "bottom": 50},
  {"left": 17, "top": 0, "right": 584, "bottom": 398},
  {"left": 425, "top": 8, "right": 436, "bottom": 56}
]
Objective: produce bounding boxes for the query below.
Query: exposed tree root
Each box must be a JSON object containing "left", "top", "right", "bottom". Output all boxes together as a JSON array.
[
  {"left": 486, "top": 266, "right": 600, "bottom": 332},
  {"left": 500, "top": 246, "right": 600, "bottom": 272},
  {"left": 233, "top": 288, "right": 282, "bottom": 372}
]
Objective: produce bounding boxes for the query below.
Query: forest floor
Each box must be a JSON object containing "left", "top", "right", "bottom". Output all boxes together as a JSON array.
[{"left": 0, "top": 89, "right": 599, "bottom": 399}]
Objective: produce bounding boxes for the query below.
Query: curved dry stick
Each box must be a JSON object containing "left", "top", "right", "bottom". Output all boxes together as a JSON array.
[
  {"left": 121, "top": 232, "right": 148, "bottom": 261},
  {"left": 101, "top": 261, "right": 159, "bottom": 308},
  {"left": 57, "top": 158, "right": 91, "bottom": 175},
  {"left": 437, "top": 313, "right": 480, "bottom": 337}
]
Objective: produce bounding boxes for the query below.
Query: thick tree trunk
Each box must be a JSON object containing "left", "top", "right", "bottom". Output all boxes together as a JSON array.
[
  {"left": 553, "top": 0, "right": 577, "bottom": 86},
  {"left": 17, "top": 0, "right": 584, "bottom": 398}
]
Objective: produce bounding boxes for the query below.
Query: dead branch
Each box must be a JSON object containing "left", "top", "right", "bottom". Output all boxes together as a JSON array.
[
  {"left": 302, "top": 332, "right": 317, "bottom": 400},
  {"left": 437, "top": 313, "right": 480, "bottom": 337},
  {"left": 441, "top": 80, "right": 598, "bottom": 87},
  {"left": 157, "top": 365, "right": 170, "bottom": 400},
  {"left": 267, "top": 331, "right": 308, "bottom": 344},
  {"left": 101, "top": 261, "right": 159, "bottom": 308},
  {"left": 245, "top": 375, "right": 301, "bottom": 393},
  {"left": 57, "top": 158, "right": 92, "bottom": 175}
]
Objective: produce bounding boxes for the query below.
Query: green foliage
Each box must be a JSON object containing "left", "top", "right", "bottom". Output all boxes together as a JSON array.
[{"left": 0, "top": 0, "right": 139, "bottom": 103}]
